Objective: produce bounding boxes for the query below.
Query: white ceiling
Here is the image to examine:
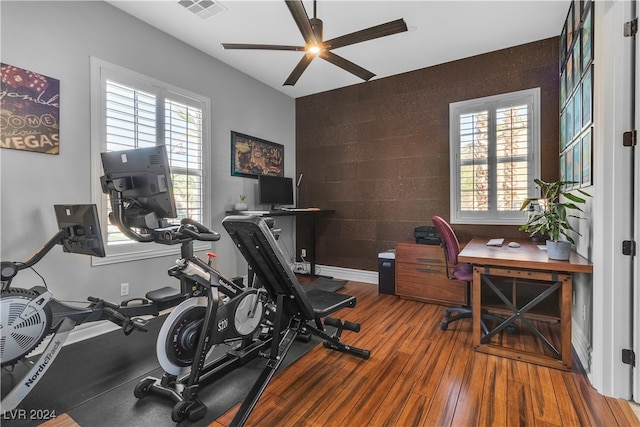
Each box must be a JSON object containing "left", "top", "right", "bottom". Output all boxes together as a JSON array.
[{"left": 107, "top": 0, "right": 570, "bottom": 98}]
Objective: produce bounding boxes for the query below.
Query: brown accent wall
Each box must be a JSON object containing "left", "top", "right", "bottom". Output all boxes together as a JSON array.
[{"left": 296, "top": 37, "right": 560, "bottom": 272}]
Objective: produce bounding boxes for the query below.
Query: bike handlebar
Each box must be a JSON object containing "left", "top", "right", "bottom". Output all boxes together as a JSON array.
[{"left": 179, "top": 218, "right": 221, "bottom": 242}]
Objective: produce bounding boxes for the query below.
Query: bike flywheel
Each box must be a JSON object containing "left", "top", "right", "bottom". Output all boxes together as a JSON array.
[{"left": 156, "top": 297, "right": 207, "bottom": 376}]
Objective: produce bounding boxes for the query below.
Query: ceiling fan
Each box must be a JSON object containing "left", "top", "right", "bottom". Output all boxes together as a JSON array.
[{"left": 222, "top": 0, "right": 408, "bottom": 86}]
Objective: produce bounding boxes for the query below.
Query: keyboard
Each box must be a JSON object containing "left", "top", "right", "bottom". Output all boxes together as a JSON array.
[{"left": 486, "top": 238, "right": 505, "bottom": 247}]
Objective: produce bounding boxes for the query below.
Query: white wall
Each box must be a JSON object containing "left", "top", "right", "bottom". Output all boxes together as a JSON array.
[
  {"left": 0, "top": 1, "right": 295, "bottom": 303},
  {"left": 588, "top": 0, "right": 634, "bottom": 399}
]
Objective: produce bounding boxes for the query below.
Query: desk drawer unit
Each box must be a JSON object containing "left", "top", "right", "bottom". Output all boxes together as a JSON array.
[{"left": 395, "top": 242, "right": 467, "bottom": 306}]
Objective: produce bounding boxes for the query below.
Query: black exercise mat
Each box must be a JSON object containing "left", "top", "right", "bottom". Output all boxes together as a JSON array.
[
  {"left": 1, "top": 315, "right": 320, "bottom": 427},
  {"left": 303, "top": 277, "right": 347, "bottom": 293}
]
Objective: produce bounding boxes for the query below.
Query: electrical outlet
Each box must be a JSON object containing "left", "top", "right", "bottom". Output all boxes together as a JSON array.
[
  {"left": 121, "top": 282, "right": 129, "bottom": 297},
  {"left": 301, "top": 248, "right": 307, "bottom": 258}
]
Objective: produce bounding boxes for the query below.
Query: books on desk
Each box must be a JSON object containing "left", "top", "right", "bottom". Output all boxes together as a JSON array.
[{"left": 486, "top": 238, "right": 505, "bottom": 247}]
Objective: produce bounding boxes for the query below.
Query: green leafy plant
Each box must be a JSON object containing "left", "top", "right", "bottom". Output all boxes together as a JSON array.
[
  {"left": 239, "top": 194, "right": 246, "bottom": 202},
  {"left": 519, "top": 179, "right": 590, "bottom": 244}
]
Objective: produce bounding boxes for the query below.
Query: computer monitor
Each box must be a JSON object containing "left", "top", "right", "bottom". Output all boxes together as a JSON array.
[
  {"left": 54, "top": 204, "right": 106, "bottom": 257},
  {"left": 258, "top": 174, "right": 294, "bottom": 210},
  {"left": 100, "top": 145, "right": 177, "bottom": 231}
]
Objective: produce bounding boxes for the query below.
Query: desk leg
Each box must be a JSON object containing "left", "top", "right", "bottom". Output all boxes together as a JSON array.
[
  {"left": 472, "top": 267, "right": 482, "bottom": 349},
  {"left": 471, "top": 266, "right": 573, "bottom": 371}
]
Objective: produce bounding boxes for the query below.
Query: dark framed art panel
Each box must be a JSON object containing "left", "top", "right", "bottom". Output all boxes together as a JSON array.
[
  {"left": 559, "top": 0, "right": 593, "bottom": 190},
  {"left": 230, "top": 131, "right": 284, "bottom": 178}
]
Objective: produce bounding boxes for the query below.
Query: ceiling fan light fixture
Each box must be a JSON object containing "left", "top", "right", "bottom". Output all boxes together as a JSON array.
[{"left": 307, "top": 45, "right": 321, "bottom": 55}]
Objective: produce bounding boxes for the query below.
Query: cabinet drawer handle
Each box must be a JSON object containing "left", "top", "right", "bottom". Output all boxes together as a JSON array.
[
  {"left": 416, "top": 258, "right": 440, "bottom": 264},
  {"left": 417, "top": 267, "right": 433, "bottom": 273}
]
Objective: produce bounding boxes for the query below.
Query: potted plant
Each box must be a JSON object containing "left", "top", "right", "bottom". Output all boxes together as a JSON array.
[
  {"left": 519, "top": 179, "right": 590, "bottom": 260},
  {"left": 234, "top": 194, "right": 248, "bottom": 211}
]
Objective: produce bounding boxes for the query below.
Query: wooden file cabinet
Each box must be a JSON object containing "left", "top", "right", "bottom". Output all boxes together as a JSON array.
[{"left": 395, "top": 241, "right": 468, "bottom": 306}]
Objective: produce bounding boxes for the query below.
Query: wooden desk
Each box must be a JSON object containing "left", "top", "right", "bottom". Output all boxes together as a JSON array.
[{"left": 458, "top": 238, "right": 593, "bottom": 370}]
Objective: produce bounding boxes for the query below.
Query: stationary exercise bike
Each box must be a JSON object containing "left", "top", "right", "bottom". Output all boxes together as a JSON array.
[
  {"left": 100, "top": 145, "right": 275, "bottom": 422},
  {"left": 0, "top": 204, "right": 166, "bottom": 412}
]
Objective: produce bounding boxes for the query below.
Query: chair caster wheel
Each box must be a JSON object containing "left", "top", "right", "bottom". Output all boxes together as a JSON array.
[{"left": 440, "top": 322, "right": 448, "bottom": 331}]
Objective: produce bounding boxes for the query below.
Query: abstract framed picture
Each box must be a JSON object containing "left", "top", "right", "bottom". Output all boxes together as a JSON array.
[
  {"left": 231, "top": 131, "right": 284, "bottom": 178},
  {"left": 0, "top": 63, "right": 60, "bottom": 154}
]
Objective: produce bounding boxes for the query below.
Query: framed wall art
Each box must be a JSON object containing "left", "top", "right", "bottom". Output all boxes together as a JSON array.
[
  {"left": 231, "top": 131, "right": 284, "bottom": 178},
  {"left": 559, "top": 0, "right": 593, "bottom": 189},
  {"left": 0, "top": 63, "right": 60, "bottom": 155},
  {"left": 581, "top": 128, "right": 592, "bottom": 186}
]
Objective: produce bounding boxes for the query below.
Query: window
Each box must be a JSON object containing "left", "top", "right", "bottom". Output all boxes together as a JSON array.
[
  {"left": 91, "top": 58, "right": 210, "bottom": 264},
  {"left": 449, "top": 88, "right": 540, "bottom": 225}
]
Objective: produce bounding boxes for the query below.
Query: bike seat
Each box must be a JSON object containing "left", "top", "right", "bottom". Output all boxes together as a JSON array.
[{"left": 146, "top": 286, "right": 185, "bottom": 311}]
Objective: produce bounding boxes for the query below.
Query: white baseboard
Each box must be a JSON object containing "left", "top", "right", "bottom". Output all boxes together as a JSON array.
[{"left": 314, "top": 265, "right": 378, "bottom": 284}]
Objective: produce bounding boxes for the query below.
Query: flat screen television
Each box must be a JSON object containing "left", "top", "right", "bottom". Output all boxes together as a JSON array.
[
  {"left": 100, "top": 145, "right": 177, "bottom": 231},
  {"left": 258, "top": 174, "right": 294, "bottom": 210},
  {"left": 54, "top": 204, "right": 106, "bottom": 257}
]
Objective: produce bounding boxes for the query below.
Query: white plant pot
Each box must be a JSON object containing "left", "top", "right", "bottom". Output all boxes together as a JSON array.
[
  {"left": 546, "top": 240, "right": 571, "bottom": 260},
  {"left": 234, "top": 202, "right": 248, "bottom": 211}
]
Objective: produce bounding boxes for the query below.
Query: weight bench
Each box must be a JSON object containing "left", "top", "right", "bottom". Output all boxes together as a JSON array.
[{"left": 222, "top": 215, "right": 370, "bottom": 426}]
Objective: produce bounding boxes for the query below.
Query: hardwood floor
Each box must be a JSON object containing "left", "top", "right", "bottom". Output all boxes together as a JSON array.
[{"left": 211, "top": 280, "right": 638, "bottom": 427}]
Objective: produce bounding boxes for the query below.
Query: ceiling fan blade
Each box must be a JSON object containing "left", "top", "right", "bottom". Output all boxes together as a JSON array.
[
  {"left": 222, "top": 43, "right": 306, "bottom": 51},
  {"left": 325, "top": 19, "right": 408, "bottom": 50},
  {"left": 285, "top": 0, "right": 317, "bottom": 45},
  {"left": 319, "top": 51, "right": 375, "bottom": 81},
  {"left": 284, "top": 53, "right": 316, "bottom": 86}
]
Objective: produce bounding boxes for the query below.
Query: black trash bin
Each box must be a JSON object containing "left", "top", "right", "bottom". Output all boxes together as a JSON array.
[{"left": 378, "top": 250, "right": 395, "bottom": 295}]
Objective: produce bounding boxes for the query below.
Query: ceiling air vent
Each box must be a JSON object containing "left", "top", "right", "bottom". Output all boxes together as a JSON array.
[{"left": 178, "top": 0, "right": 226, "bottom": 20}]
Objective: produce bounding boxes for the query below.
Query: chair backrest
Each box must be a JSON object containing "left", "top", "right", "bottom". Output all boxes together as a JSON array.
[{"left": 431, "top": 216, "right": 461, "bottom": 266}]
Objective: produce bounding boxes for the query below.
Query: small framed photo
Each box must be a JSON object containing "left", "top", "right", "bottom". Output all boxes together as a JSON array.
[
  {"left": 573, "top": 140, "right": 581, "bottom": 186},
  {"left": 231, "top": 131, "right": 284, "bottom": 178},
  {"left": 565, "top": 144, "right": 574, "bottom": 189},
  {"left": 566, "top": 94, "right": 574, "bottom": 144},
  {"left": 581, "top": 128, "right": 592, "bottom": 186},
  {"left": 582, "top": 6, "right": 593, "bottom": 70},
  {"left": 560, "top": 110, "right": 567, "bottom": 152},
  {"left": 582, "top": 66, "right": 593, "bottom": 127},
  {"left": 573, "top": 86, "right": 582, "bottom": 136},
  {"left": 565, "top": 3, "right": 574, "bottom": 49},
  {"left": 566, "top": 51, "right": 574, "bottom": 94}
]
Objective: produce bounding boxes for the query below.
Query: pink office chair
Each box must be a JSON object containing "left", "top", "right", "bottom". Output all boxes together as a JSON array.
[{"left": 431, "top": 216, "right": 509, "bottom": 335}]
